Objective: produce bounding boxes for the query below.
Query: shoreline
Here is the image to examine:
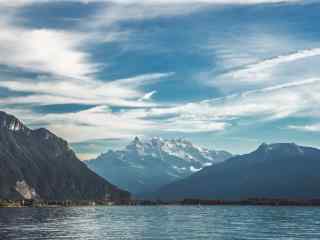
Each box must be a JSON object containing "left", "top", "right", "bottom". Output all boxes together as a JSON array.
[{"left": 2, "top": 198, "right": 320, "bottom": 208}]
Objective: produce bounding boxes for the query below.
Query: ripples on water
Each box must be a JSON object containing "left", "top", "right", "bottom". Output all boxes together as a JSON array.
[{"left": 1, "top": 206, "right": 320, "bottom": 239}]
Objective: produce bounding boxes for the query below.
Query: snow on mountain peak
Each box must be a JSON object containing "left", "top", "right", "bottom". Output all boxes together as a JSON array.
[
  {"left": 87, "top": 137, "right": 232, "bottom": 194},
  {"left": 0, "top": 111, "right": 28, "bottom": 132},
  {"left": 123, "top": 136, "right": 231, "bottom": 167}
]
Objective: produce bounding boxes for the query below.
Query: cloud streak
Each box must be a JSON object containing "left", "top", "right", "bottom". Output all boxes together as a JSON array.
[
  {"left": 289, "top": 124, "right": 320, "bottom": 132},
  {"left": 31, "top": 77, "right": 319, "bottom": 142},
  {"left": 0, "top": 72, "right": 173, "bottom": 107},
  {"left": 107, "top": 0, "right": 302, "bottom": 4},
  {"left": 223, "top": 48, "right": 320, "bottom": 82},
  {"left": 1, "top": 0, "right": 303, "bottom": 7},
  {"left": 139, "top": 90, "right": 157, "bottom": 101},
  {"left": 141, "top": 78, "right": 320, "bottom": 133},
  {"left": 212, "top": 47, "right": 320, "bottom": 92}
]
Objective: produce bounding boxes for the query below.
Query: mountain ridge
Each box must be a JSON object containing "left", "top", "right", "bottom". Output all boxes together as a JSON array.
[
  {"left": 149, "top": 142, "right": 320, "bottom": 201},
  {"left": 85, "top": 136, "right": 232, "bottom": 194},
  {"left": 0, "top": 111, "right": 130, "bottom": 202}
]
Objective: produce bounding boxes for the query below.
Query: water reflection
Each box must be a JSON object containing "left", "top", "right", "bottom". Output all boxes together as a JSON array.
[{"left": 1, "top": 206, "right": 320, "bottom": 239}]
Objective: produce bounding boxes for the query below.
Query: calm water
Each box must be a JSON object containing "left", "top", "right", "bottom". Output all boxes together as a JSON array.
[{"left": 1, "top": 206, "right": 320, "bottom": 239}]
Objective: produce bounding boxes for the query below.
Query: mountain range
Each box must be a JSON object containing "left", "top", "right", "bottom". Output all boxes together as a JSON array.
[
  {"left": 0, "top": 111, "right": 129, "bottom": 202},
  {"left": 1, "top": 110, "right": 320, "bottom": 203},
  {"left": 85, "top": 137, "right": 232, "bottom": 194},
  {"left": 150, "top": 143, "right": 320, "bottom": 201}
]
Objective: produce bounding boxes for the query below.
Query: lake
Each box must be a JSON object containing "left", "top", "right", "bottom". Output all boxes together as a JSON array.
[{"left": 1, "top": 206, "right": 320, "bottom": 239}]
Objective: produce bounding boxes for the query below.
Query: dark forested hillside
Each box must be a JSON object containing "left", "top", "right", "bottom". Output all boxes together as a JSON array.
[
  {"left": 151, "top": 143, "right": 320, "bottom": 201},
  {"left": 0, "top": 111, "right": 129, "bottom": 202}
]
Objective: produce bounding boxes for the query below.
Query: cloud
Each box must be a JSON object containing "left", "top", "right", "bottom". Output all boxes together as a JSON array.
[
  {"left": 242, "top": 78, "right": 320, "bottom": 95},
  {"left": 139, "top": 90, "right": 157, "bottom": 101},
  {"left": 3, "top": 71, "right": 319, "bottom": 145},
  {"left": 107, "top": 0, "right": 302, "bottom": 4},
  {"left": 0, "top": 0, "right": 311, "bottom": 83},
  {"left": 90, "top": 3, "right": 203, "bottom": 29},
  {"left": 212, "top": 47, "right": 320, "bottom": 92},
  {"left": 221, "top": 48, "right": 320, "bottom": 83},
  {"left": 142, "top": 78, "right": 320, "bottom": 131},
  {"left": 163, "top": 120, "right": 229, "bottom": 133},
  {"left": 0, "top": 1, "right": 178, "bottom": 143},
  {"left": 89, "top": 0, "right": 307, "bottom": 30},
  {"left": 0, "top": 0, "right": 31, "bottom": 7},
  {"left": 288, "top": 124, "right": 320, "bottom": 132},
  {"left": 0, "top": 72, "right": 173, "bottom": 107},
  {"left": 111, "top": 72, "right": 174, "bottom": 87},
  {"left": 0, "top": 19, "right": 97, "bottom": 79},
  {"left": 0, "top": 0, "right": 302, "bottom": 7},
  {"left": 22, "top": 105, "right": 154, "bottom": 142},
  {"left": 0, "top": 1, "right": 176, "bottom": 110}
]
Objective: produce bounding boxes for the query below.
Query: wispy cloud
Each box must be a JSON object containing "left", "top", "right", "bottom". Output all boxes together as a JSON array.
[
  {"left": 288, "top": 124, "right": 320, "bottom": 132},
  {"left": 220, "top": 48, "right": 320, "bottom": 82},
  {"left": 88, "top": 0, "right": 307, "bottom": 32},
  {"left": 1, "top": 0, "right": 302, "bottom": 7},
  {"left": 0, "top": 13, "right": 98, "bottom": 79},
  {"left": 106, "top": 0, "right": 302, "bottom": 4},
  {"left": 139, "top": 90, "right": 157, "bottom": 101},
  {"left": 141, "top": 78, "right": 320, "bottom": 132},
  {"left": 0, "top": 72, "right": 173, "bottom": 107},
  {"left": 242, "top": 78, "right": 320, "bottom": 95},
  {"left": 25, "top": 105, "right": 154, "bottom": 142},
  {"left": 211, "top": 47, "right": 320, "bottom": 92}
]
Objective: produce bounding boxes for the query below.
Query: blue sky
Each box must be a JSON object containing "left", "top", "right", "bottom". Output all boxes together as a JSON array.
[{"left": 0, "top": 0, "right": 319, "bottom": 159}]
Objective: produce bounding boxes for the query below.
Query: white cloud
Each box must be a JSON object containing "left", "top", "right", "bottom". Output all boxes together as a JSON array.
[
  {"left": 0, "top": 72, "right": 173, "bottom": 107},
  {"left": 0, "top": 0, "right": 302, "bottom": 7},
  {"left": 111, "top": 72, "right": 174, "bottom": 87},
  {"left": 0, "top": 4, "right": 175, "bottom": 108},
  {"left": 242, "top": 78, "right": 320, "bottom": 96},
  {"left": 107, "top": 0, "right": 302, "bottom": 4},
  {"left": 3, "top": 76, "right": 319, "bottom": 143},
  {"left": 163, "top": 120, "right": 229, "bottom": 133},
  {"left": 0, "top": 21, "right": 96, "bottom": 79},
  {"left": 139, "top": 90, "right": 157, "bottom": 101},
  {"left": 89, "top": 0, "right": 306, "bottom": 30},
  {"left": 221, "top": 48, "right": 320, "bottom": 83},
  {"left": 90, "top": 3, "right": 202, "bottom": 29},
  {"left": 0, "top": 3, "right": 177, "bottom": 142},
  {"left": 212, "top": 47, "right": 320, "bottom": 93},
  {"left": 288, "top": 124, "right": 320, "bottom": 132},
  {"left": 142, "top": 78, "right": 320, "bottom": 131},
  {"left": 0, "top": 0, "right": 31, "bottom": 7},
  {"left": 190, "top": 166, "right": 201, "bottom": 172},
  {"left": 24, "top": 105, "right": 154, "bottom": 142}
]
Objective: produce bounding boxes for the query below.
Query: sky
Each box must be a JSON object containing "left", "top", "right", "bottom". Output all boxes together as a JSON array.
[{"left": 0, "top": 0, "right": 319, "bottom": 159}]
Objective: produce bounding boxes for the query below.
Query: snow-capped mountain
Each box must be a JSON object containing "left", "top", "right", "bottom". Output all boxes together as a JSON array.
[{"left": 85, "top": 137, "right": 232, "bottom": 194}]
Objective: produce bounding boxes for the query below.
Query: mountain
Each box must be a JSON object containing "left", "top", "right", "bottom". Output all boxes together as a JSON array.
[
  {"left": 85, "top": 137, "right": 232, "bottom": 194},
  {"left": 151, "top": 143, "right": 320, "bottom": 201},
  {"left": 0, "top": 111, "right": 130, "bottom": 202}
]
